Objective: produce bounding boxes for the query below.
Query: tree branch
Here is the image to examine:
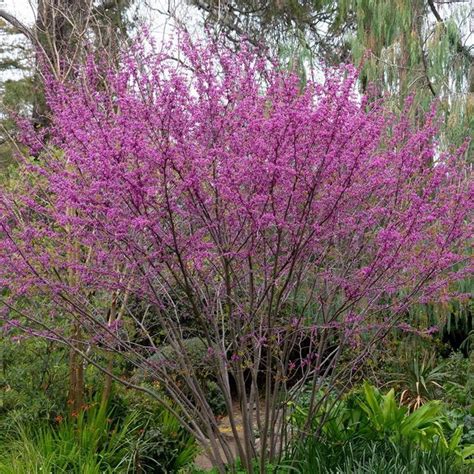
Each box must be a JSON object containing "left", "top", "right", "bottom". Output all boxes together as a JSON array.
[
  {"left": 427, "top": 0, "right": 444, "bottom": 22},
  {"left": 427, "top": 0, "right": 473, "bottom": 60},
  {"left": 0, "top": 9, "right": 36, "bottom": 44}
]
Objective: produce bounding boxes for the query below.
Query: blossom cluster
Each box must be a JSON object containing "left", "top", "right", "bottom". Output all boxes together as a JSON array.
[{"left": 0, "top": 35, "right": 471, "bottom": 362}]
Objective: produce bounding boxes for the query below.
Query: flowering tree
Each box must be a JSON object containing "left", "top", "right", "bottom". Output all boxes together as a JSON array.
[{"left": 0, "top": 35, "right": 472, "bottom": 472}]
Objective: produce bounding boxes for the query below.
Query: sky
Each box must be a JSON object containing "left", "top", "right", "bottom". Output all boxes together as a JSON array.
[
  {"left": 2, "top": 0, "right": 473, "bottom": 41},
  {"left": 1, "top": 0, "right": 472, "bottom": 47},
  {"left": 1, "top": 0, "right": 35, "bottom": 23}
]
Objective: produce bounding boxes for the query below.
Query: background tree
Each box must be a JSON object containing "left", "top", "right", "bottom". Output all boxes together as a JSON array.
[
  {"left": 0, "top": 10, "right": 35, "bottom": 163},
  {"left": 339, "top": 1, "right": 473, "bottom": 148},
  {"left": 189, "top": 0, "right": 353, "bottom": 63},
  {"left": 0, "top": 1, "right": 139, "bottom": 126}
]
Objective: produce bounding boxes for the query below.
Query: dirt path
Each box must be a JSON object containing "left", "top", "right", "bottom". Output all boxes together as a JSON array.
[{"left": 193, "top": 403, "right": 252, "bottom": 470}]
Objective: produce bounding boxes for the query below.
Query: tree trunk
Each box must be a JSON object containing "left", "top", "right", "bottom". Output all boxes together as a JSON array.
[{"left": 68, "top": 323, "right": 85, "bottom": 415}]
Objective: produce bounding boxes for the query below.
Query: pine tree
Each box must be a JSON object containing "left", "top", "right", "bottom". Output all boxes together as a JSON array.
[{"left": 339, "top": 0, "right": 472, "bottom": 151}]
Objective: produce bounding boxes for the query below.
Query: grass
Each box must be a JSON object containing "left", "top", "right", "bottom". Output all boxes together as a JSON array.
[
  {"left": 279, "top": 438, "right": 470, "bottom": 474},
  {"left": 0, "top": 403, "right": 139, "bottom": 473}
]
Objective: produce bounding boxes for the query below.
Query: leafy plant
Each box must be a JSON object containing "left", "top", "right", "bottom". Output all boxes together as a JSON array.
[
  {"left": 133, "top": 404, "right": 199, "bottom": 473},
  {"left": 358, "top": 383, "right": 447, "bottom": 448},
  {"left": 390, "top": 351, "right": 448, "bottom": 410},
  {"left": 446, "top": 409, "right": 474, "bottom": 447},
  {"left": 0, "top": 338, "right": 69, "bottom": 438},
  {"left": 0, "top": 391, "right": 198, "bottom": 473},
  {"left": 112, "top": 388, "right": 199, "bottom": 473},
  {"left": 443, "top": 352, "right": 474, "bottom": 408},
  {"left": 289, "top": 382, "right": 474, "bottom": 463},
  {"left": 285, "top": 438, "right": 470, "bottom": 474},
  {"left": 136, "top": 338, "right": 228, "bottom": 417},
  {"left": 0, "top": 401, "right": 139, "bottom": 473}
]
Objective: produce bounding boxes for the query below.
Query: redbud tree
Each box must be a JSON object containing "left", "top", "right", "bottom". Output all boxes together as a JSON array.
[{"left": 0, "top": 35, "right": 472, "bottom": 471}]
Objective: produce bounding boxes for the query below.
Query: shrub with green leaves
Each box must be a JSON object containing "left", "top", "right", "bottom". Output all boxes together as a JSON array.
[
  {"left": 289, "top": 382, "right": 474, "bottom": 467},
  {"left": 135, "top": 337, "right": 227, "bottom": 417},
  {"left": 0, "top": 338, "right": 69, "bottom": 436},
  {"left": 0, "top": 393, "right": 198, "bottom": 473},
  {"left": 111, "top": 388, "right": 199, "bottom": 472},
  {"left": 0, "top": 401, "right": 139, "bottom": 473},
  {"left": 284, "top": 439, "right": 471, "bottom": 474}
]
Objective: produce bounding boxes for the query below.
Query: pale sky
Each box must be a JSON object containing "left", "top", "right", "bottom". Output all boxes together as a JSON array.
[{"left": 1, "top": 0, "right": 35, "bottom": 23}]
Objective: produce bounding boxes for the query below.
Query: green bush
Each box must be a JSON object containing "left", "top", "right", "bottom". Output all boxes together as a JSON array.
[
  {"left": 0, "top": 339, "right": 69, "bottom": 435},
  {"left": 0, "top": 401, "right": 139, "bottom": 473},
  {"left": 0, "top": 392, "right": 198, "bottom": 473},
  {"left": 443, "top": 352, "right": 474, "bottom": 408},
  {"left": 288, "top": 382, "right": 474, "bottom": 467},
  {"left": 284, "top": 438, "right": 470, "bottom": 474},
  {"left": 131, "top": 404, "right": 198, "bottom": 473},
  {"left": 111, "top": 388, "right": 199, "bottom": 472},
  {"left": 136, "top": 337, "right": 228, "bottom": 416}
]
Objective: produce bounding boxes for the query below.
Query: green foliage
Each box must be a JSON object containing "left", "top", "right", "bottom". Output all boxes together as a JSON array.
[
  {"left": 189, "top": 0, "right": 349, "bottom": 64},
  {"left": 132, "top": 408, "right": 199, "bottom": 473},
  {"left": 0, "top": 337, "right": 199, "bottom": 472},
  {"left": 446, "top": 409, "right": 474, "bottom": 447},
  {"left": 284, "top": 438, "right": 470, "bottom": 474},
  {"left": 391, "top": 351, "right": 448, "bottom": 410},
  {"left": 289, "top": 382, "right": 474, "bottom": 465},
  {"left": 111, "top": 388, "right": 199, "bottom": 473},
  {"left": 0, "top": 391, "right": 198, "bottom": 473},
  {"left": 204, "top": 381, "right": 227, "bottom": 417},
  {"left": 0, "top": 401, "right": 140, "bottom": 473},
  {"left": 0, "top": 338, "right": 69, "bottom": 434},
  {"left": 0, "top": 77, "right": 36, "bottom": 168},
  {"left": 443, "top": 352, "right": 474, "bottom": 408},
  {"left": 137, "top": 337, "right": 228, "bottom": 416},
  {"left": 356, "top": 383, "right": 446, "bottom": 449},
  {"left": 408, "top": 277, "right": 473, "bottom": 354},
  {"left": 139, "top": 338, "right": 210, "bottom": 382},
  {"left": 192, "top": 440, "right": 471, "bottom": 473}
]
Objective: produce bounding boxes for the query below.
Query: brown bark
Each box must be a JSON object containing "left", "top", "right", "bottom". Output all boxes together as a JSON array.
[{"left": 68, "top": 323, "right": 85, "bottom": 414}]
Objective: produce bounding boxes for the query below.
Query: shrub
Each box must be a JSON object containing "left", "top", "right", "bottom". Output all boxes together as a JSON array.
[
  {"left": 289, "top": 382, "right": 474, "bottom": 464},
  {"left": 0, "top": 393, "right": 198, "bottom": 473},
  {"left": 285, "top": 439, "right": 470, "bottom": 474},
  {"left": 112, "top": 388, "right": 199, "bottom": 472},
  {"left": 0, "top": 402, "right": 139, "bottom": 473},
  {"left": 1, "top": 32, "right": 471, "bottom": 471}
]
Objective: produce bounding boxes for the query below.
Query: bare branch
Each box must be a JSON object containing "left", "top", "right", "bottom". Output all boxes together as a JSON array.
[{"left": 0, "top": 9, "right": 36, "bottom": 44}]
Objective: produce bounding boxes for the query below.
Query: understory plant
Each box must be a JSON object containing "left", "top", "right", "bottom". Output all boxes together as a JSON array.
[
  {"left": 288, "top": 382, "right": 474, "bottom": 468},
  {"left": 0, "top": 401, "right": 139, "bottom": 473},
  {"left": 285, "top": 438, "right": 470, "bottom": 474},
  {"left": 0, "top": 338, "right": 69, "bottom": 434},
  {"left": 0, "top": 32, "right": 472, "bottom": 472},
  {"left": 0, "top": 392, "right": 197, "bottom": 473},
  {"left": 392, "top": 350, "right": 448, "bottom": 410}
]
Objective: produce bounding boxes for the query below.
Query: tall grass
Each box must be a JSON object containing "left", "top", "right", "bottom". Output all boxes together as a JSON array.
[
  {"left": 0, "top": 395, "right": 199, "bottom": 473},
  {"left": 0, "top": 402, "right": 139, "bottom": 473},
  {"left": 280, "top": 438, "right": 470, "bottom": 474}
]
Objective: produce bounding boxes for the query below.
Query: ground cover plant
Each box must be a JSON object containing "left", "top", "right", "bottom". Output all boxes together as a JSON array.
[{"left": 0, "top": 27, "right": 472, "bottom": 473}]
